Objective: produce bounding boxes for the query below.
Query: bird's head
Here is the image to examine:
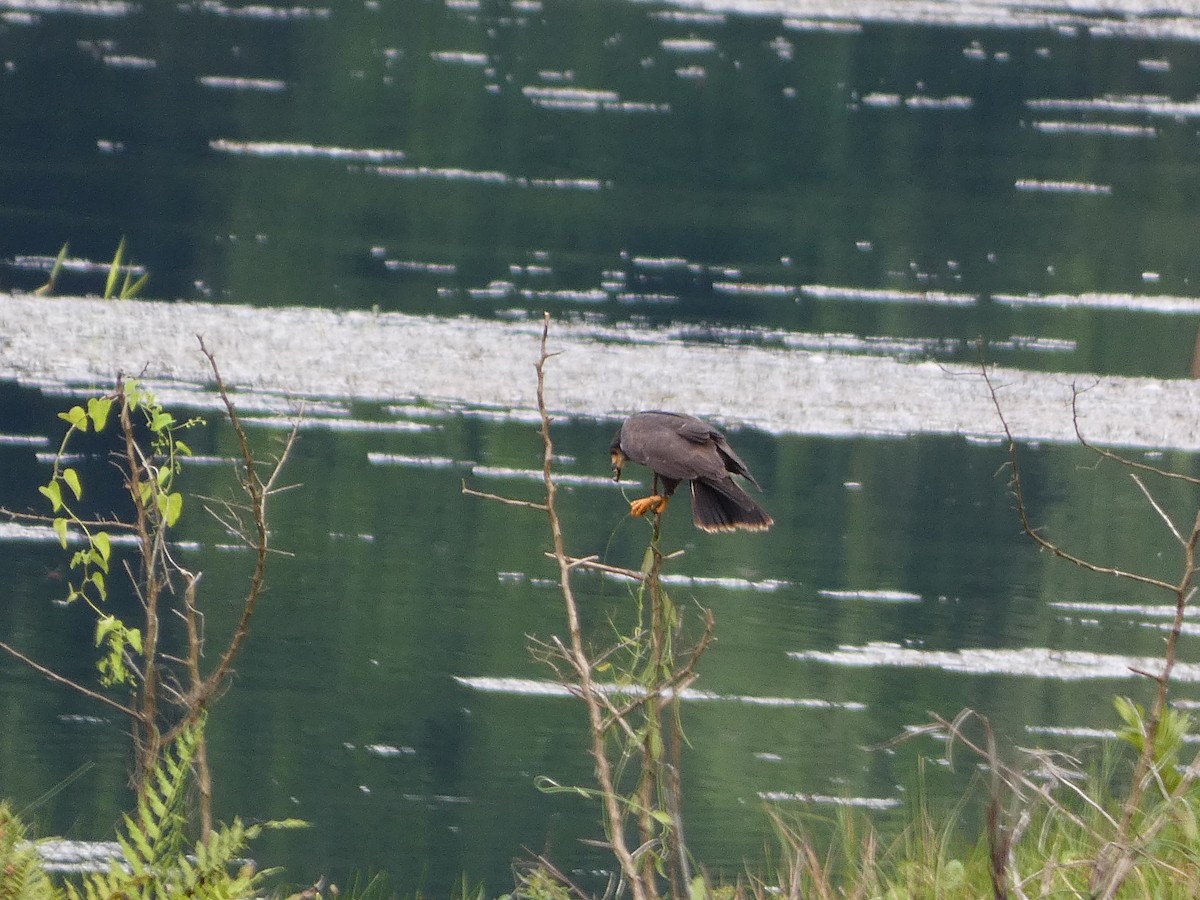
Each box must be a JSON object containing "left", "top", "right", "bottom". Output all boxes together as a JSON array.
[{"left": 610, "top": 442, "right": 627, "bottom": 481}]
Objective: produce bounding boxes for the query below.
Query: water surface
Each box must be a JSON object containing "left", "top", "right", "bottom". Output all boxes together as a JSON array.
[{"left": 4, "top": 0, "right": 1200, "bottom": 894}]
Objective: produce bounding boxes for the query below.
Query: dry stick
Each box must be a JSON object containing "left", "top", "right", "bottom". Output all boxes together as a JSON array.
[
  {"left": 634, "top": 513, "right": 670, "bottom": 892},
  {"left": 179, "top": 570, "right": 214, "bottom": 840},
  {"left": 0, "top": 638, "right": 137, "bottom": 718},
  {"left": 532, "top": 312, "right": 650, "bottom": 900},
  {"left": 1069, "top": 385, "right": 1200, "bottom": 488},
  {"left": 980, "top": 364, "right": 1199, "bottom": 897},
  {"left": 189, "top": 336, "right": 297, "bottom": 704},
  {"left": 118, "top": 376, "right": 163, "bottom": 790}
]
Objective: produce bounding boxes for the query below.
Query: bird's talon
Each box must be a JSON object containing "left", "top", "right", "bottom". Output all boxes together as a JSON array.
[{"left": 629, "top": 495, "right": 667, "bottom": 517}]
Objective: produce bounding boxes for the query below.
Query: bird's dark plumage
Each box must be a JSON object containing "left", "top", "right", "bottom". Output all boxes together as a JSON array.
[{"left": 610, "top": 411, "right": 773, "bottom": 533}]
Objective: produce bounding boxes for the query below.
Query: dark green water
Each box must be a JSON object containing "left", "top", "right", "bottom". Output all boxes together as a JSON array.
[{"left": 4, "top": 1, "right": 1200, "bottom": 894}]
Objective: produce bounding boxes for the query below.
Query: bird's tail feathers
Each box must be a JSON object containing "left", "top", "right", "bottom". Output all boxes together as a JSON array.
[{"left": 690, "top": 479, "right": 773, "bottom": 533}]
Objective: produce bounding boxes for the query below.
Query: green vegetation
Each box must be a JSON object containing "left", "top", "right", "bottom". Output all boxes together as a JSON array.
[
  {"left": 31, "top": 238, "right": 147, "bottom": 300},
  {"left": 4, "top": 317, "right": 1200, "bottom": 898}
]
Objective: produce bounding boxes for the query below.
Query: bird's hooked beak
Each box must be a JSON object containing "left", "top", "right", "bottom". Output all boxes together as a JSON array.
[{"left": 610, "top": 449, "right": 625, "bottom": 482}]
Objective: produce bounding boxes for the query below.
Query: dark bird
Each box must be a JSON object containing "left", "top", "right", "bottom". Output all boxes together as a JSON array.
[{"left": 610, "top": 411, "right": 773, "bottom": 533}]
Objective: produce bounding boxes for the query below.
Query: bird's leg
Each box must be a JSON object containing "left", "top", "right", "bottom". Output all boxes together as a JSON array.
[{"left": 629, "top": 474, "right": 670, "bottom": 518}]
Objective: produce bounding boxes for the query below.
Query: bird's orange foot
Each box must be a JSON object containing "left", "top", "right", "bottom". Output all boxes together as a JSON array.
[{"left": 629, "top": 495, "right": 669, "bottom": 517}]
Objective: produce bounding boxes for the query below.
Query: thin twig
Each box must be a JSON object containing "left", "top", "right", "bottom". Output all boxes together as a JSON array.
[
  {"left": 1070, "top": 385, "right": 1200, "bottom": 487},
  {"left": 981, "top": 362, "right": 1176, "bottom": 593},
  {"left": 462, "top": 482, "right": 548, "bottom": 511},
  {"left": 0, "top": 639, "right": 138, "bottom": 718}
]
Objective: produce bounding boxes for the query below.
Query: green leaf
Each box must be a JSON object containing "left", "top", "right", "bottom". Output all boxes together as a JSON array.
[
  {"left": 93, "top": 530, "right": 111, "bottom": 564},
  {"left": 58, "top": 405, "right": 88, "bottom": 431},
  {"left": 62, "top": 467, "right": 82, "bottom": 501},
  {"left": 164, "top": 492, "right": 183, "bottom": 527},
  {"left": 138, "top": 480, "right": 153, "bottom": 506},
  {"left": 39, "top": 481, "right": 63, "bottom": 512},
  {"left": 122, "top": 271, "right": 149, "bottom": 300},
  {"left": 95, "top": 615, "right": 117, "bottom": 647},
  {"left": 1114, "top": 696, "right": 1142, "bottom": 730},
  {"left": 127, "top": 627, "right": 142, "bottom": 655},
  {"left": 53, "top": 516, "right": 68, "bottom": 548},
  {"left": 175, "top": 439, "right": 192, "bottom": 456},
  {"left": 150, "top": 411, "right": 174, "bottom": 432},
  {"left": 90, "top": 571, "right": 107, "bottom": 601},
  {"left": 34, "top": 242, "right": 69, "bottom": 296},
  {"left": 87, "top": 396, "right": 113, "bottom": 432},
  {"left": 105, "top": 237, "right": 126, "bottom": 300}
]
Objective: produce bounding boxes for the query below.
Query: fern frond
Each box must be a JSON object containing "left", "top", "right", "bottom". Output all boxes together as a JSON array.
[{"left": 0, "top": 802, "right": 63, "bottom": 900}]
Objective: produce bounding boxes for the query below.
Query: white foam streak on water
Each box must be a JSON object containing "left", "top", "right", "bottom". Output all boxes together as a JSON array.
[
  {"left": 712, "top": 281, "right": 795, "bottom": 297},
  {"left": 0, "top": 521, "right": 139, "bottom": 546},
  {"left": 654, "top": 0, "right": 1200, "bottom": 41},
  {"left": 0, "top": 433, "right": 48, "bottom": 445},
  {"left": 1026, "top": 724, "right": 1117, "bottom": 740},
  {"left": 791, "top": 641, "right": 1200, "bottom": 682},
  {"left": 367, "top": 453, "right": 465, "bottom": 468},
  {"left": 384, "top": 260, "right": 457, "bottom": 274},
  {"left": 430, "top": 50, "right": 488, "bottom": 65},
  {"left": 102, "top": 54, "right": 155, "bottom": 69},
  {"left": 5, "top": 296, "right": 1200, "bottom": 451},
  {"left": 1028, "top": 94, "right": 1200, "bottom": 118},
  {"left": 783, "top": 17, "right": 862, "bottom": 32},
  {"left": 859, "top": 93, "right": 972, "bottom": 110},
  {"left": 1014, "top": 178, "right": 1112, "bottom": 195},
  {"left": 990, "top": 335, "right": 1076, "bottom": 353},
  {"left": 818, "top": 589, "right": 922, "bottom": 603},
  {"left": 657, "top": 573, "right": 792, "bottom": 591},
  {"left": 197, "top": 75, "right": 288, "bottom": 92},
  {"left": 365, "top": 164, "right": 605, "bottom": 191},
  {"left": 1049, "top": 600, "right": 1196, "bottom": 619},
  {"left": 0, "top": 0, "right": 133, "bottom": 15},
  {"left": 992, "top": 292, "right": 1200, "bottom": 314},
  {"left": 240, "top": 417, "right": 435, "bottom": 433},
  {"left": 660, "top": 37, "right": 718, "bottom": 52},
  {"left": 471, "top": 464, "right": 625, "bottom": 487},
  {"left": 801, "top": 284, "right": 977, "bottom": 306},
  {"left": 454, "top": 676, "right": 866, "bottom": 709},
  {"left": 757, "top": 791, "right": 900, "bottom": 808},
  {"left": 1032, "top": 120, "right": 1157, "bottom": 138},
  {"left": 10, "top": 254, "right": 146, "bottom": 275},
  {"left": 521, "top": 85, "right": 619, "bottom": 103},
  {"left": 187, "top": 1, "right": 330, "bottom": 19},
  {"left": 210, "top": 139, "right": 406, "bottom": 162}
]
